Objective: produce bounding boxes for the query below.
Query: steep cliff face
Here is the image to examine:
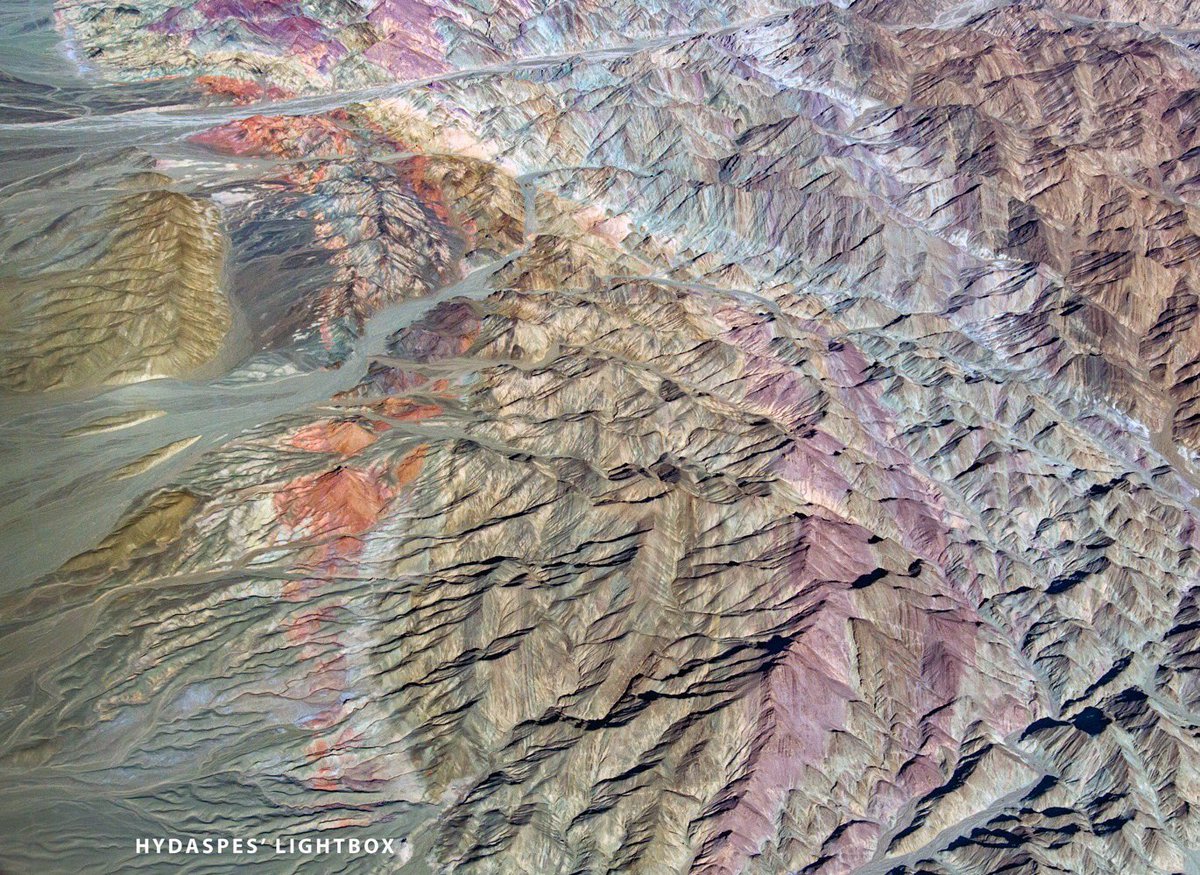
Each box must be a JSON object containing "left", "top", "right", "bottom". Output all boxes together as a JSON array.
[{"left": 5, "top": 1, "right": 1200, "bottom": 873}]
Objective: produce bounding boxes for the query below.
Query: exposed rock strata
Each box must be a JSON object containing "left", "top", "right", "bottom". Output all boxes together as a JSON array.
[
  {"left": 4, "top": 1, "right": 1200, "bottom": 874},
  {"left": 0, "top": 172, "right": 231, "bottom": 391}
]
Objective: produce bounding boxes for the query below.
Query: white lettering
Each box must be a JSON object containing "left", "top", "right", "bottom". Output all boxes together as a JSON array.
[{"left": 136, "top": 833, "right": 409, "bottom": 856}]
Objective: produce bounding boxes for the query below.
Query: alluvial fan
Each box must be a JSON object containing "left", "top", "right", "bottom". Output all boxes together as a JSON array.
[{"left": 5, "top": 0, "right": 1200, "bottom": 873}]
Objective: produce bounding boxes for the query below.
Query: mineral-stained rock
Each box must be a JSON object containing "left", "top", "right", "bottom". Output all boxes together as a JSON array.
[{"left": 7, "top": 0, "right": 1200, "bottom": 873}]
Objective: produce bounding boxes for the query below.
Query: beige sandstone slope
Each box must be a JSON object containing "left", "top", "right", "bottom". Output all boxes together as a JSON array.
[{"left": 0, "top": 174, "right": 231, "bottom": 391}]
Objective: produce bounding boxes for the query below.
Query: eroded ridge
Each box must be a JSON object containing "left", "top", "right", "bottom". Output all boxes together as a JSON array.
[{"left": 4, "top": 0, "right": 1200, "bottom": 873}]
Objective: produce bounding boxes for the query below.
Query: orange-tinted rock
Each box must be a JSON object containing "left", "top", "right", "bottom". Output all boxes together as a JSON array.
[
  {"left": 190, "top": 115, "right": 353, "bottom": 159},
  {"left": 194, "top": 75, "right": 291, "bottom": 104},
  {"left": 288, "top": 420, "right": 378, "bottom": 457},
  {"left": 275, "top": 466, "right": 392, "bottom": 537}
]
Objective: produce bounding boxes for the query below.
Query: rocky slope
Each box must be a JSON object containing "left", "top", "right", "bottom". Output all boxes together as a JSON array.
[{"left": 3, "top": 0, "right": 1200, "bottom": 873}]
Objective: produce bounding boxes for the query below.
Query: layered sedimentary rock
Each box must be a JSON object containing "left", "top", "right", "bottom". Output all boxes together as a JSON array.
[
  {"left": 6, "top": 0, "right": 1200, "bottom": 874},
  {"left": 0, "top": 168, "right": 231, "bottom": 390}
]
